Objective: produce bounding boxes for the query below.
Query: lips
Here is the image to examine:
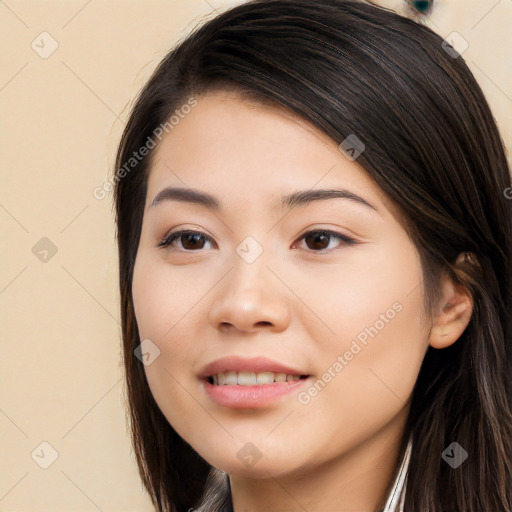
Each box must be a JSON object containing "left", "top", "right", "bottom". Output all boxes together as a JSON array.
[{"left": 198, "top": 355, "right": 309, "bottom": 380}]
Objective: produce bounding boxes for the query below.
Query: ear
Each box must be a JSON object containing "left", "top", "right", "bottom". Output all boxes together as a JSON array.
[{"left": 428, "top": 256, "right": 474, "bottom": 349}]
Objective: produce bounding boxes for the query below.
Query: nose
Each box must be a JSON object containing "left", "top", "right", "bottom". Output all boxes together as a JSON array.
[{"left": 208, "top": 255, "right": 291, "bottom": 334}]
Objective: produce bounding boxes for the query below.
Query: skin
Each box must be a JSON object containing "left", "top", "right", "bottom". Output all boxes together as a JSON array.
[{"left": 132, "top": 91, "right": 473, "bottom": 512}]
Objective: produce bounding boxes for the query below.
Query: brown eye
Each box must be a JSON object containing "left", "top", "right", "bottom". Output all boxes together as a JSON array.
[
  {"left": 158, "top": 230, "right": 214, "bottom": 251},
  {"left": 297, "top": 230, "right": 357, "bottom": 252},
  {"left": 158, "top": 229, "right": 356, "bottom": 253}
]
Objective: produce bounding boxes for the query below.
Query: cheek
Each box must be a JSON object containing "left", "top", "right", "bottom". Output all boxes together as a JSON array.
[
  {"left": 284, "top": 238, "right": 427, "bottom": 352},
  {"left": 132, "top": 255, "right": 204, "bottom": 399},
  {"left": 292, "top": 238, "right": 428, "bottom": 397},
  {"left": 291, "top": 287, "right": 427, "bottom": 458},
  {"left": 132, "top": 254, "right": 197, "bottom": 341}
]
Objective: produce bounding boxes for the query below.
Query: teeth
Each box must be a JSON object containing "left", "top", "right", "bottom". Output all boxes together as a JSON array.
[
  {"left": 238, "top": 371, "right": 256, "bottom": 385},
  {"left": 225, "top": 371, "right": 238, "bottom": 385},
  {"left": 210, "top": 371, "right": 303, "bottom": 385},
  {"left": 258, "top": 372, "right": 278, "bottom": 384}
]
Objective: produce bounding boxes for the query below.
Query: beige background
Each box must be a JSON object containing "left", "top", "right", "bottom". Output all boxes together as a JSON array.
[{"left": 1, "top": 1, "right": 510, "bottom": 510}]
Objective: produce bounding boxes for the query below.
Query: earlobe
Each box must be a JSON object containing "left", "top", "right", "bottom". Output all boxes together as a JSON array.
[{"left": 428, "top": 272, "right": 474, "bottom": 349}]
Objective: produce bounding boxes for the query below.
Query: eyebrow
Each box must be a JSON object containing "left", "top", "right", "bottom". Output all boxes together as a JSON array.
[{"left": 149, "top": 187, "right": 378, "bottom": 213}]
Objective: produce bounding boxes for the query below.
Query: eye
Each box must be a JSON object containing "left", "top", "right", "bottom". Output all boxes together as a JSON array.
[
  {"left": 158, "top": 230, "right": 215, "bottom": 251},
  {"left": 294, "top": 229, "right": 357, "bottom": 253},
  {"left": 158, "top": 228, "right": 357, "bottom": 253}
]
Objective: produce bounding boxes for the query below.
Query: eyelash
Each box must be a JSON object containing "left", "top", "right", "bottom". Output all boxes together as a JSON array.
[{"left": 157, "top": 229, "right": 357, "bottom": 253}]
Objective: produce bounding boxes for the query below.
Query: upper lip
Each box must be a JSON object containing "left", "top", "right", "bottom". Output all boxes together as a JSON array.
[{"left": 198, "top": 355, "right": 309, "bottom": 378}]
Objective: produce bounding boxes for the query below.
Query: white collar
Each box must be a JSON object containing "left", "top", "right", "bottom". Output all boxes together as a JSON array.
[{"left": 382, "top": 437, "right": 412, "bottom": 512}]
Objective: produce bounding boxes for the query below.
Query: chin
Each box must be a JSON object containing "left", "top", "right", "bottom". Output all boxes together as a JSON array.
[
  {"left": 214, "top": 457, "right": 296, "bottom": 479},
  {"left": 197, "top": 439, "right": 309, "bottom": 480}
]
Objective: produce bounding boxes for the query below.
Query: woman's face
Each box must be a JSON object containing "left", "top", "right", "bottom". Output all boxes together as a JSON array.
[{"left": 132, "top": 91, "right": 432, "bottom": 478}]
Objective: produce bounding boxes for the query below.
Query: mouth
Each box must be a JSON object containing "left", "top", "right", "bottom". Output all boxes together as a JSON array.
[
  {"left": 198, "top": 355, "right": 311, "bottom": 408},
  {"left": 201, "top": 371, "right": 312, "bottom": 409},
  {"left": 205, "top": 371, "right": 310, "bottom": 386}
]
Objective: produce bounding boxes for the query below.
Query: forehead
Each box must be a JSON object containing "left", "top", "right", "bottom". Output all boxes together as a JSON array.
[{"left": 145, "top": 91, "right": 397, "bottom": 218}]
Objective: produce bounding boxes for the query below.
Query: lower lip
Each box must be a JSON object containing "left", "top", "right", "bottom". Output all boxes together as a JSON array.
[{"left": 202, "top": 377, "right": 311, "bottom": 409}]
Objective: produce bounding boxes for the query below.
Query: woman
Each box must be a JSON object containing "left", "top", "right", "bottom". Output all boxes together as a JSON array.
[{"left": 113, "top": 1, "right": 512, "bottom": 510}]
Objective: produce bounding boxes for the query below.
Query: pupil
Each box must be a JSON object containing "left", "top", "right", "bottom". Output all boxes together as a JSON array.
[
  {"left": 306, "top": 232, "right": 329, "bottom": 250},
  {"left": 184, "top": 233, "right": 204, "bottom": 249}
]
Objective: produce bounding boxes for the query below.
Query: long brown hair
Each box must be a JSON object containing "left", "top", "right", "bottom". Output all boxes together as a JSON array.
[{"left": 113, "top": 1, "right": 512, "bottom": 510}]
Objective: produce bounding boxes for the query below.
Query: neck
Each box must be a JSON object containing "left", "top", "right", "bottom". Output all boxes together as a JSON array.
[{"left": 229, "top": 407, "right": 409, "bottom": 512}]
